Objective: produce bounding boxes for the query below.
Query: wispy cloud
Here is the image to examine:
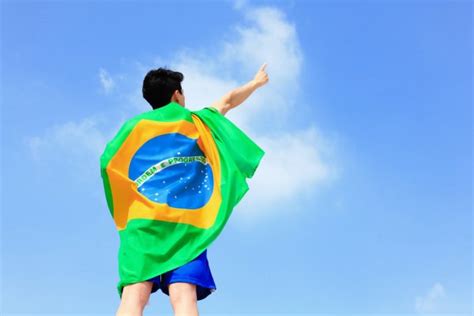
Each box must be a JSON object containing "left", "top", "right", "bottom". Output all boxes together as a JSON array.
[
  {"left": 25, "top": 3, "right": 341, "bottom": 220},
  {"left": 415, "top": 282, "right": 446, "bottom": 314},
  {"left": 232, "top": 0, "right": 248, "bottom": 10},
  {"left": 99, "top": 67, "right": 115, "bottom": 93},
  {"left": 23, "top": 113, "right": 125, "bottom": 191},
  {"left": 170, "top": 5, "right": 304, "bottom": 129},
  {"left": 26, "top": 116, "right": 107, "bottom": 161},
  {"left": 233, "top": 125, "right": 341, "bottom": 224},
  {"left": 163, "top": 5, "right": 339, "bottom": 220}
]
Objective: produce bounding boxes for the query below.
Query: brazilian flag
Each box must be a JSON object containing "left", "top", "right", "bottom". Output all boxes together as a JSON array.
[{"left": 99, "top": 101, "right": 265, "bottom": 298}]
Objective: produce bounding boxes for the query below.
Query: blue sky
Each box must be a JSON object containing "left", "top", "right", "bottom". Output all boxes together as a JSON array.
[{"left": 1, "top": 0, "right": 472, "bottom": 315}]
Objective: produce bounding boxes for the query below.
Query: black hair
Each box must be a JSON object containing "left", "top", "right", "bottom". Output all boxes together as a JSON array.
[{"left": 142, "top": 67, "right": 184, "bottom": 109}]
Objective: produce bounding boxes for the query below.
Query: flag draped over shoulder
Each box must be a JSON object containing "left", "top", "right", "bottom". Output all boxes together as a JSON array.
[{"left": 99, "top": 101, "right": 265, "bottom": 298}]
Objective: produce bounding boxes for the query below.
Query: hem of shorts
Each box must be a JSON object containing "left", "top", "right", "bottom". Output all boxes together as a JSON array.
[{"left": 163, "top": 276, "right": 217, "bottom": 291}]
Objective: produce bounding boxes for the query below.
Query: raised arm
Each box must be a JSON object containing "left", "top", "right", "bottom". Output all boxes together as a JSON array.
[{"left": 210, "top": 63, "right": 269, "bottom": 116}]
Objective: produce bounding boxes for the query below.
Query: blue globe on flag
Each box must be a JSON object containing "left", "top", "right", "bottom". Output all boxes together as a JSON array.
[{"left": 128, "top": 133, "right": 214, "bottom": 209}]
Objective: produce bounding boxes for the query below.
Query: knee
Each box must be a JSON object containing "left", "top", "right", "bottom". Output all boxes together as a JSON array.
[
  {"left": 118, "top": 282, "right": 152, "bottom": 311},
  {"left": 169, "top": 282, "right": 197, "bottom": 305}
]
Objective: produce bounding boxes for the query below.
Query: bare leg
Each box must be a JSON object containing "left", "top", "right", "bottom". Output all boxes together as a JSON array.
[
  {"left": 169, "top": 282, "right": 199, "bottom": 316},
  {"left": 116, "top": 281, "right": 153, "bottom": 316}
]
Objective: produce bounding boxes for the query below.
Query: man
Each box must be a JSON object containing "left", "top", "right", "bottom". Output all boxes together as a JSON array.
[
  {"left": 142, "top": 63, "right": 269, "bottom": 114},
  {"left": 115, "top": 63, "right": 269, "bottom": 316}
]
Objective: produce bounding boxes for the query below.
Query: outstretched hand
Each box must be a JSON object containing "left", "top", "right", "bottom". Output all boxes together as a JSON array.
[
  {"left": 210, "top": 62, "right": 269, "bottom": 115},
  {"left": 253, "top": 62, "right": 269, "bottom": 88}
]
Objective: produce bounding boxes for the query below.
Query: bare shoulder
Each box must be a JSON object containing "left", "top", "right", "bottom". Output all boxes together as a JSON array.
[
  {"left": 209, "top": 106, "right": 223, "bottom": 114},
  {"left": 209, "top": 100, "right": 229, "bottom": 116}
]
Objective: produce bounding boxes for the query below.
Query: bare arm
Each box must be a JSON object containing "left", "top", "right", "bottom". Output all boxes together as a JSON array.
[{"left": 210, "top": 63, "right": 269, "bottom": 116}]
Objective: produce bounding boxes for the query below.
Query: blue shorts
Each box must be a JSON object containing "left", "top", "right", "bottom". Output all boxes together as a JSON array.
[{"left": 147, "top": 249, "right": 217, "bottom": 301}]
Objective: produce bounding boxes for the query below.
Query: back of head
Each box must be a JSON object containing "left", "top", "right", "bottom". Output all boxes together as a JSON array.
[{"left": 142, "top": 67, "right": 184, "bottom": 110}]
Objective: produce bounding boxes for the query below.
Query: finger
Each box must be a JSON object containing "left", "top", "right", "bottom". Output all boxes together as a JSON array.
[{"left": 260, "top": 62, "right": 267, "bottom": 71}]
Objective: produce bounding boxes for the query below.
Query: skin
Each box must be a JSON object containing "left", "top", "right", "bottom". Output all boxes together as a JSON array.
[
  {"left": 115, "top": 63, "right": 269, "bottom": 316},
  {"left": 171, "top": 62, "right": 269, "bottom": 116},
  {"left": 115, "top": 281, "right": 198, "bottom": 316}
]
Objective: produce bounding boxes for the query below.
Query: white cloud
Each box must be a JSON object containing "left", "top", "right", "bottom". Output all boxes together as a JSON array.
[
  {"left": 415, "top": 282, "right": 446, "bottom": 314},
  {"left": 26, "top": 3, "right": 341, "bottom": 219},
  {"left": 99, "top": 67, "right": 115, "bottom": 93},
  {"left": 26, "top": 116, "right": 107, "bottom": 159},
  {"left": 233, "top": 125, "right": 341, "bottom": 224},
  {"left": 232, "top": 0, "right": 248, "bottom": 10},
  {"left": 167, "top": 5, "right": 304, "bottom": 130},
  {"left": 164, "top": 4, "right": 338, "bottom": 219},
  {"left": 23, "top": 113, "right": 124, "bottom": 190}
]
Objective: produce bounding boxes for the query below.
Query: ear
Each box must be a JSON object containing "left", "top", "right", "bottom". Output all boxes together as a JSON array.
[{"left": 171, "top": 90, "right": 178, "bottom": 101}]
